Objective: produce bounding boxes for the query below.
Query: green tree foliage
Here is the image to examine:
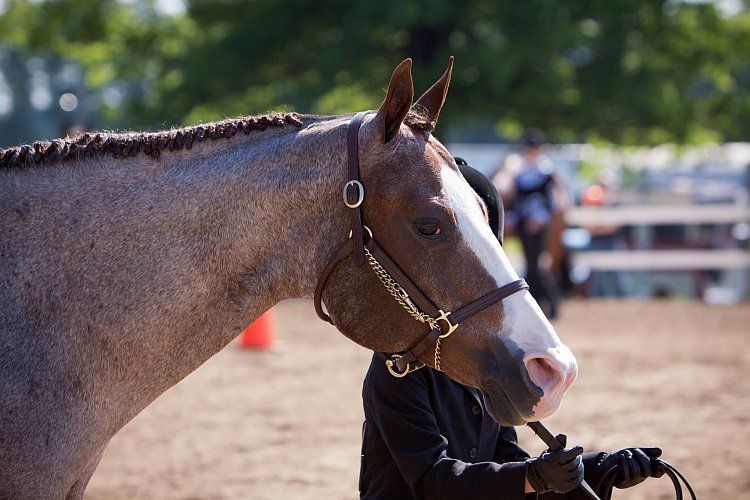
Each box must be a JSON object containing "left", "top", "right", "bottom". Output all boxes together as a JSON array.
[{"left": 1, "top": 0, "right": 749, "bottom": 145}]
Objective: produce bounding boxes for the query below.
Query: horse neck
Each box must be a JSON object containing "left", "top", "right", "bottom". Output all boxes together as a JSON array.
[
  {"left": 145, "top": 116, "right": 351, "bottom": 389},
  {"left": 88, "top": 116, "right": 351, "bottom": 306},
  {"left": 2, "top": 115, "right": 353, "bottom": 415},
  {"left": 193, "top": 116, "right": 352, "bottom": 304}
]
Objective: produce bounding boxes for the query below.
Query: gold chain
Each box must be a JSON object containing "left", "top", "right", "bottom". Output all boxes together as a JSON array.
[
  {"left": 365, "top": 246, "right": 452, "bottom": 373},
  {"left": 364, "top": 247, "right": 439, "bottom": 331},
  {"left": 434, "top": 338, "right": 443, "bottom": 371}
]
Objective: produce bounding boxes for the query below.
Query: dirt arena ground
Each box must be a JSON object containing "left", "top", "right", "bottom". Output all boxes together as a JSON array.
[{"left": 86, "top": 298, "right": 750, "bottom": 500}]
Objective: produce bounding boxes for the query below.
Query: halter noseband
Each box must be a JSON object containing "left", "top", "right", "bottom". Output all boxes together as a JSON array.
[{"left": 314, "top": 111, "right": 529, "bottom": 377}]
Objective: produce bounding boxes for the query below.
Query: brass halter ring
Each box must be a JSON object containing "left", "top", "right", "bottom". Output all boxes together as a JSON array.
[
  {"left": 385, "top": 356, "right": 424, "bottom": 378},
  {"left": 433, "top": 310, "right": 459, "bottom": 372},
  {"left": 435, "top": 310, "right": 459, "bottom": 339},
  {"left": 385, "top": 357, "right": 410, "bottom": 378}
]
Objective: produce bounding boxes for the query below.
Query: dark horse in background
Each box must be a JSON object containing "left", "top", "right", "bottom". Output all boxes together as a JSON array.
[{"left": 0, "top": 58, "right": 577, "bottom": 499}]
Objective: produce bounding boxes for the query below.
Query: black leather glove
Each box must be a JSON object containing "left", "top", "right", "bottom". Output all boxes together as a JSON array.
[
  {"left": 526, "top": 434, "right": 584, "bottom": 494},
  {"left": 595, "top": 447, "right": 664, "bottom": 489}
]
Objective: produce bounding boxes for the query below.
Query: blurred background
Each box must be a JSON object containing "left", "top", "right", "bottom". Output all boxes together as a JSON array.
[
  {"left": 1, "top": 0, "right": 748, "bottom": 302},
  {"left": 3, "top": 2, "right": 748, "bottom": 498}
]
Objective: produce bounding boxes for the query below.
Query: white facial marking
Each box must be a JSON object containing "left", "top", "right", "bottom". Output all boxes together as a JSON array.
[
  {"left": 439, "top": 165, "right": 517, "bottom": 290},
  {"left": 440, "top": 164, "right": 578, "bottom": 420}
]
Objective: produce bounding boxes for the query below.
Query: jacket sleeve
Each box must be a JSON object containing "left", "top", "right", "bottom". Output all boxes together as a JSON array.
[
  {"left": 494, "top": 426, "right": 531, "bottom": 463},
  {"left": 364, "top": 362, "right": 528, "bottom": 500}
]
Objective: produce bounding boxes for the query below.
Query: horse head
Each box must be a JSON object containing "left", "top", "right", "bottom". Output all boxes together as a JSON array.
[{"left": 318, "top": 58, "right": 577, "bottom": 426}]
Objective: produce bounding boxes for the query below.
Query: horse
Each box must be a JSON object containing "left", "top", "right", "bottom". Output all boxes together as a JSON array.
[{"left": 0, "top": 58, "right": 578, "bottom": 499}]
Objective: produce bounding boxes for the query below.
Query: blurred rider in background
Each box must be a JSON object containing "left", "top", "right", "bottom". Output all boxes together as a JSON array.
[{"left": 496, "top": 129, "right": 569, "bottom": 319}]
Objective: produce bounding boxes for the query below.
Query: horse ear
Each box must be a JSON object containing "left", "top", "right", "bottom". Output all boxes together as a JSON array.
[
  {"left": 413, "top": 56, "right": 454, "bottom": 129},
  {"left": 373, "top": 58, "right": 414, "bottom": 143}
]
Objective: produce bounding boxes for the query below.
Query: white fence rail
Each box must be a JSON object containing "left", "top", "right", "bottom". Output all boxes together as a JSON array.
[
  {"left": 566, "top": 204, "right": 750, "bottom": 227},
  {"left": 573, "top": 249, "right": 750, "bottom": 271},
  {"left": 566, "top": 204, "right": 750, "bottom": 272}
]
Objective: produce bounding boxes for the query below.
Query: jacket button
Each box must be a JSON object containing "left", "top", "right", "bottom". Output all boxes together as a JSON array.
[
  {"left": 471, "top": 405, "right": 481, "bottom": 416},
  {"left": 469, "top": 447, "right": 478, "bottom": 459}
]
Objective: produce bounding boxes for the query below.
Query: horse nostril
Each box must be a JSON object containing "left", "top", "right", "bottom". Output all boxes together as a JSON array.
[
  {"left": 521, "top": 351, "right": 578, "bottom": 420},
  {"left": 525, "top": 356, "right": 564, "bottom": 393}
]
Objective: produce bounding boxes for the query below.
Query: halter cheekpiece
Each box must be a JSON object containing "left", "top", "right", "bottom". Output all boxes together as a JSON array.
[{"left": 314, "top": 111, "right": 529, "bottom": 377}]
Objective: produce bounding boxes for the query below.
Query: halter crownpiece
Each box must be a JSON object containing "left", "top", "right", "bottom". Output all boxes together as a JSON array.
[
  {"left": 314, "top": 112, "right": 528, "bottom": 377},
  {"left": 345, "top": 111, "right": 369, "bottom": 266}
]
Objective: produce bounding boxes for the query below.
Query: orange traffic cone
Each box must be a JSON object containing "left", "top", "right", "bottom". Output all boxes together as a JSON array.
[{"left": 238, "top": 309, "right": 275, "bottom": 349}]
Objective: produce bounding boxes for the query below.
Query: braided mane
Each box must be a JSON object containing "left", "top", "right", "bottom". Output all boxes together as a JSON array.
[{"left": 0, "top": 112, "right": 304, "bottom": 170}]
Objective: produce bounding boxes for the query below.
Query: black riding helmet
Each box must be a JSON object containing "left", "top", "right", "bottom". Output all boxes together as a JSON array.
[{"left": 455, "top": 157, "right": 505, "bottom": 245}]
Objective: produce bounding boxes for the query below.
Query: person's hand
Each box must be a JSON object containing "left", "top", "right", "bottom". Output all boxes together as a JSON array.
[
  {"left": 526, "top": 434, "right": 584, "bottom": 494},
  {"left": 595, "top": 447, "right": 663, "bottom": 489}
]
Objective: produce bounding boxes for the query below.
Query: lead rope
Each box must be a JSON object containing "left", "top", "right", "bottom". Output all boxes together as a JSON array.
[{"left": 595, "top": 459, "right": 697, "bottom": 500}]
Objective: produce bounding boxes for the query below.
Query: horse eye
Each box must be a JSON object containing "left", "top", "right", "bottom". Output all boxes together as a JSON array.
[{"left": 416, "top": 221, "right": 442, "bottom": 237}]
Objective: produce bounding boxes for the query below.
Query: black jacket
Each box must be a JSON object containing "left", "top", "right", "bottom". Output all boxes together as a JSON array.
[{"left": 360, "top": 353, "right": 599, "bottom": 500}]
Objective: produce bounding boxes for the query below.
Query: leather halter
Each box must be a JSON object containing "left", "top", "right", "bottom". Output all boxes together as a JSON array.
[{"left": 314, "top": 111, "right": 529, "bottom": 377}]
